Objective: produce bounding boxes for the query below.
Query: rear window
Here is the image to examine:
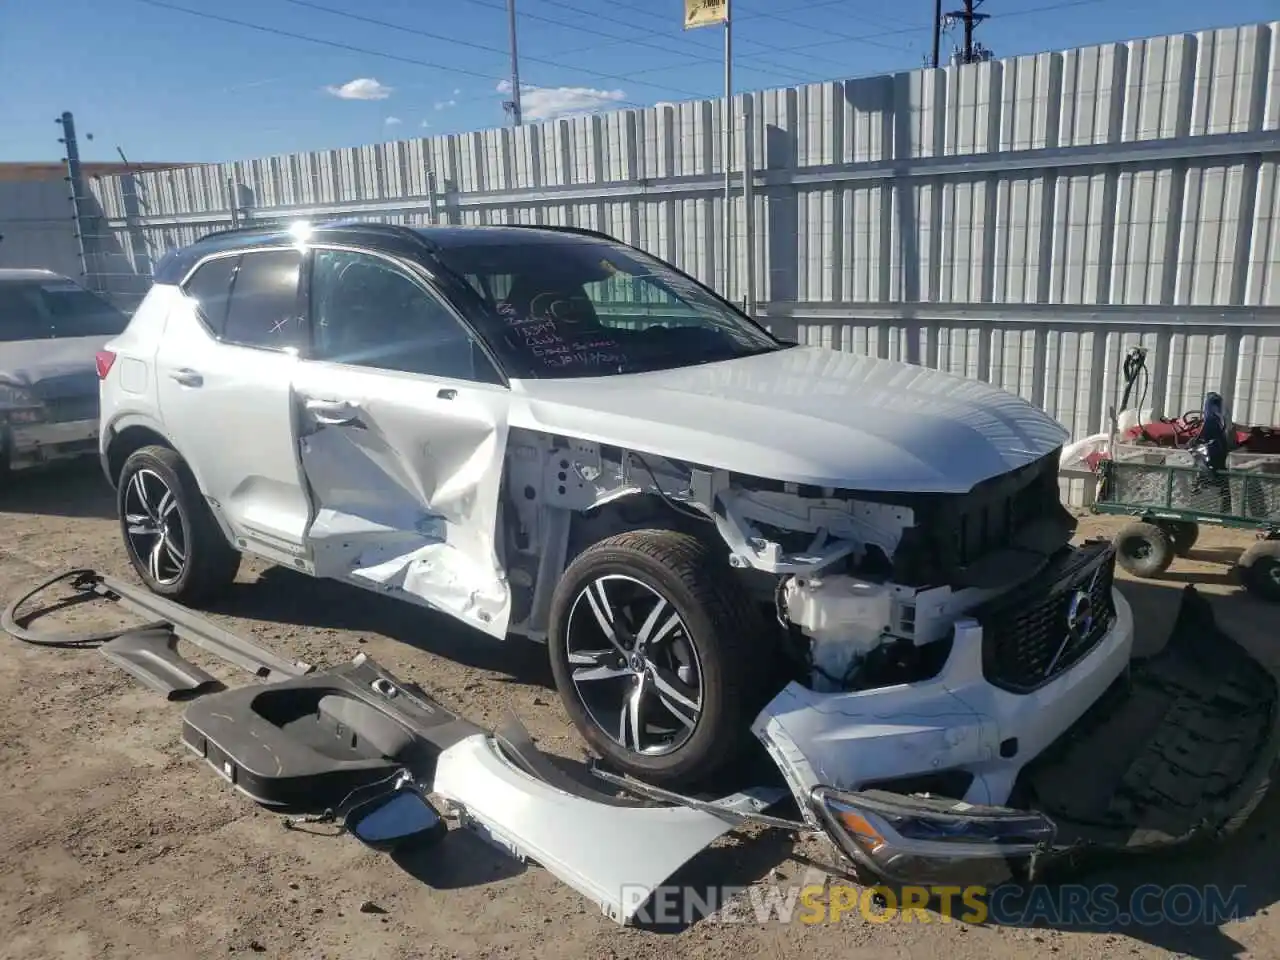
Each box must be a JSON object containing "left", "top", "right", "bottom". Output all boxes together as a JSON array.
[{"left": 0, "top": 279, "right": 128, "bottom": 341}]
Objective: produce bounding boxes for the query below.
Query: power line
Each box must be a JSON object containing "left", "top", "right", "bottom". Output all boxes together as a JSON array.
[
  {"left": 732, "top": 0, "right": 1116, "bottom": 60},
  {"left": 728, "top": 3, "right": 919, "bottom": 54},
  {"left": 543, "top": 0, "right": 903, "bottom": 72},
  {"left": 277, "top": 0, "right": 711, "bottom": 100},
  {"left": 456, "top": 0, "right": 851, "bottom": 86}
]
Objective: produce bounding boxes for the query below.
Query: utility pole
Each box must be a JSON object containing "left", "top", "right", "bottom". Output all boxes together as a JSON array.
[
  {"left": 505, "top": 0, "right": 522, "bottom": 126},
  {"left": 946, "top": 0, "right": 992, "bottom": 64},
  {"left": 931, "top": 0, "right": 942, "bottom": 68}
]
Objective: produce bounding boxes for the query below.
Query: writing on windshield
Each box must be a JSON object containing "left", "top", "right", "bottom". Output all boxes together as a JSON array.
[{"left": 436, "top": 238, "right": 778, "bottom": 379}]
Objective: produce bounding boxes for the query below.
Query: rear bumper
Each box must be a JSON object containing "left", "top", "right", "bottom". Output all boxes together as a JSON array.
[{"left": 6, "top": 418, "right": 99, "bottom": 469}]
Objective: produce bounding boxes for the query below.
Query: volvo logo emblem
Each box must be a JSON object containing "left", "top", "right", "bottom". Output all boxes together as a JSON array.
[
  {"left": 1045, "top": 566, "right": 1104, "bottom": 679},
  {"left": 1064, "top": 589, "right": 1095, "bottom": 642}
]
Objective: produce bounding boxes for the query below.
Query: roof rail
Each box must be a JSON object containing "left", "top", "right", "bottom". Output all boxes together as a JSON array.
[
  {"left": 496, "top": 223, "right": 621, "bottom": 244},
  {"left": 192, "top": 224, "right": 280, "bottom": 244}
]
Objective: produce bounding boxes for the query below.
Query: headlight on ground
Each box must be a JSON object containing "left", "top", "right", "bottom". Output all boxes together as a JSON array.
[
  {"left": 811, "top": 786, "right": 1057, "bottom": 884},
  {"left": 0, "top": 383, "right": 45, "bottom": 424}
]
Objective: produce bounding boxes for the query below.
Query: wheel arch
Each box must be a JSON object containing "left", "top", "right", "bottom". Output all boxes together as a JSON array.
[{"left": 103, "top": 416, "right": 192, "bottom": 490}]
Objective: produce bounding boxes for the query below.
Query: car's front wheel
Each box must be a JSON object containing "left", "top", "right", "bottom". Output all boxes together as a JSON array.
[
  {"left": 117, "top": 445, "right": 240, "bottom": 604},
  {"left": 547, "top": 529, "right": 773, "bottom": 791}
]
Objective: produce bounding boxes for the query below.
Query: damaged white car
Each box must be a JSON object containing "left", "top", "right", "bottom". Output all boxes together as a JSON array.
[{"left": 98, "top": 221, "right": 1279, "bottom": 885}]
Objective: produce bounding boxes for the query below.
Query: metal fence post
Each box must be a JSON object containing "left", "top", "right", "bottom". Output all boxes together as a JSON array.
[
  {"left": 227, "top": 177, "right": 240, "bottom": 228},
  {"left": 57, "top": 111, "right": 94, "bottom": 290},
  {"left": 742, "top": 94, "right": 755, "bottom": 317}
]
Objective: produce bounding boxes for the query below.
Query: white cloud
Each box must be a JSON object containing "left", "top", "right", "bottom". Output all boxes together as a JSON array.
[
  {"left": 496, "top": 79, "right": 626, "bottom": 121},
  {"left": 421, "top": 119, "right": 432, "bottom": 128},
  {"left": 385, "top": 116, "right": 402, "bottom": 125},
  {"left": 434, "top": 99, "right": 457, "bottom": 110},
  {"left": 453, "top": 88, "right": 461, "bottom": 96},
  {"left": 324, "top": 77, "right": 393, "bottom": 100}
]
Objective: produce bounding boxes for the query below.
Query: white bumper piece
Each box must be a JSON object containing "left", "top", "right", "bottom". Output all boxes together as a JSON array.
[
  {"left": 431, "top": 733, "right": 740, "bottom": 924},
  {"left": 753, "top": 587, "right": 1135, "bottom": 817}
]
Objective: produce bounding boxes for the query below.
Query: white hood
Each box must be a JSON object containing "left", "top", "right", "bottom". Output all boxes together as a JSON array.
[{"left": 509, "top": 346, "right": 1069, "bottom": 494}]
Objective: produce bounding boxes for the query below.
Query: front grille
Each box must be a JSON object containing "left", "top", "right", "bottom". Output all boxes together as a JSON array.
[
  {"left": 975, "top": 541, "right": 1117, "bottom": 694},
  {"left": 43, "top": 396, "right": 98, "bottom": 424}
]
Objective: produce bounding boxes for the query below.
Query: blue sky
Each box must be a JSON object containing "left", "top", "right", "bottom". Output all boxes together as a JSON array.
[{"left": 3, "top": 0, "right": 1276, "bottom": 163}]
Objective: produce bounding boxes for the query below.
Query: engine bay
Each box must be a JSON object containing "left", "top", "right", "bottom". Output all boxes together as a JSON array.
[{"left": 499, "top": 429, "right": 1075, "bottom": 694}]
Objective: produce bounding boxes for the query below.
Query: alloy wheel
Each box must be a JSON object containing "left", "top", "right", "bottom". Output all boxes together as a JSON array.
[
  {"left": 123, "top": 468, "right": 187, "bottom": 585},
  {"left": 564, "top": 574, "right": 704, "bottom": 757}
]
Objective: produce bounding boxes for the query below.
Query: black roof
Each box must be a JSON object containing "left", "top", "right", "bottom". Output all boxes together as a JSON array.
[{"left": 151, "top": 220, "right": 619, "bottom": 285}]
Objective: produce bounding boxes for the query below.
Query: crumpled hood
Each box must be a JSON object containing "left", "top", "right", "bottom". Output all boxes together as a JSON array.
[
  {"left": 0, "top": 335, "right": 108, "bottom": 400},
  {"left": 510, "top": 346, "right": 1069, "bottom": 494}
]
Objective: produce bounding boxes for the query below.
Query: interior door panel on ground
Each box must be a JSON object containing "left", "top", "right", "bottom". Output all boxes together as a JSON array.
[
  {"left": 154, "top": 248, "right": 313, "bottom": 560},
  {"left": 293, "top": 246, "right": 513, "bottom": 638}
]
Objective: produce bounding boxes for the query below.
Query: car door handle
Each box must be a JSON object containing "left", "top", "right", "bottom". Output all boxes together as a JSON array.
[
  {"left": 305, "top": 398, "right": 363, "bottom": 426},
  {"left": 437, "top": 388, "right": 456, "bottom": 400},
  {"left": 169, "top": 368, "right": 203, "bottom": 387}
]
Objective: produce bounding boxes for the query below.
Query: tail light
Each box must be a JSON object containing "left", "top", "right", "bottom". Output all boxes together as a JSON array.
[{"left": 95, "top": 350, "right": 117, "bottom": 380}]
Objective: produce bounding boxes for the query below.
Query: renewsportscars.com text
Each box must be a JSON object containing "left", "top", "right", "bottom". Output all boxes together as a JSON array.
[{"left": 623, "top": 882, "right": 1249, "bottom": 927}]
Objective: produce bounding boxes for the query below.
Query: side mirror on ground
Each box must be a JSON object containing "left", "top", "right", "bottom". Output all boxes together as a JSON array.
[{"left": 344, "top": 788, "right": 447, "bottom": 853}]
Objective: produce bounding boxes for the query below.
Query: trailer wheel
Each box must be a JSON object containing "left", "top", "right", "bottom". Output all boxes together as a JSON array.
[
  {"left": 547, "top": 529, "right": 772, "bottom": 791},
  {"left": 1115, "top": 521, "right": 1175, "bottom": 578},
  {"left": 1157, "top": 520, "right": 1200, "bottom": 556},
  {"left": 1238, "top": 540, "right": 1280, "bottom": 603}
]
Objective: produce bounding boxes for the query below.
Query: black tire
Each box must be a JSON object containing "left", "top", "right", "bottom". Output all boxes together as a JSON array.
[
  {"left": 1238, "top": 540, "right": 1280, "bottom": 603},
  {"left": 1157, "top": 519, "right": 1200, "bottom": 556},
  {"left": 547, "top": 529, "right": 772, "bottom": 791},
  {"left": 117, "top": 445, "right": 240, "bottom": 604},
  {"left": 1114, "top": 521, "right": 1175, "bottom": 578}
]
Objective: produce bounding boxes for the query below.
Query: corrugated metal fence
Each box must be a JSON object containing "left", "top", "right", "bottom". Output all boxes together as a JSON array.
[{"left": 85, "top": 20, "right": 1280, "bottom": 500}]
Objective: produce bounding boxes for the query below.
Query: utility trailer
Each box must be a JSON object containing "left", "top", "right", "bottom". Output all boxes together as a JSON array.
[{"left": 1093, "top": 444, "right": 1280, "bottom": 601}]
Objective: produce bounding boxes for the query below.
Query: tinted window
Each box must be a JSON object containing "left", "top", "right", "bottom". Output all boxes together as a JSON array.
[
  {"left": 429, "top": 237, "right": 781, "bottom": 379},
  {"left": 0, "top": 284, "right": 51, "bottom": 341},
  {"left": 0, "top": 279, "right": 127, "bottom": 341},
  {"left": 310, "top": 249, "right": 498, "bottom": 383},
  {"left": 223, "top": 250, "right": 304, "bottom": 350},
  {"left": 183, "top": 256, "right": 237, "bottom": 332},
  {"left": 39, "top": 282, "right": 128, "bottom": 337}
]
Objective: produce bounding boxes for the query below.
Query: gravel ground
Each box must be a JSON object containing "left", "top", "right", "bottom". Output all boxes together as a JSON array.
[{"left": 1, "top": 461, "right": 1278, "bottom": 960}]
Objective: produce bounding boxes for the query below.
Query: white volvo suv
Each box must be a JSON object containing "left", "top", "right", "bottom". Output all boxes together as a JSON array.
[{"left": 97, "top": 221, "right": 1278, "bottom": 881}]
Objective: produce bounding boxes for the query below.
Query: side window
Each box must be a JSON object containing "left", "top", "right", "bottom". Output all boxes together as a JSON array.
[
  {"left": 310, "top": 249, "right": 500, "bottom": 384},
  {"left": 223, "top": 250, "right": 305, "bottom": 350},
  {"left": 182, "top": 255, "right": 237, "bottom": 332}
]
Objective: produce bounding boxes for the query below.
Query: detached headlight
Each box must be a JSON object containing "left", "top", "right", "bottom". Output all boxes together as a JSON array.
[
  {"left": 0, "top": 383, "right": 44, "bottom": 424},
  {"left": 812, "top": 786, "right": 1057, "bottom": 884}
]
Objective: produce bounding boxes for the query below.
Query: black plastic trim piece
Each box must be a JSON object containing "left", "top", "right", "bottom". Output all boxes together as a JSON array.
[
  {"left": 99, "top": 627, "right": 222, "bottom": 700},
  {"left": 182, "top": 655, "right": 485, "bottom": 812},
  {"left": 3, "top": 568, "right": 310, "bottom": 682}
]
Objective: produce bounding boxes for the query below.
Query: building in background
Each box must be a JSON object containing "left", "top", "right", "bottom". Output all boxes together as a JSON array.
[{"left": 0, "top": 161, "right": 185, "bottom": 290}]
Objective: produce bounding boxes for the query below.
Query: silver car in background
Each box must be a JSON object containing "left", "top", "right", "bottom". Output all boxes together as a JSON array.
[{"left": 0, "top": 268, "right": 128, "bottom": 475}]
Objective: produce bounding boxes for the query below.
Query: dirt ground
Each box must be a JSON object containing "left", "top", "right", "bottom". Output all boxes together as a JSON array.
[{"left": 1, "top": 463, "right": 1278, "bottom": 960}]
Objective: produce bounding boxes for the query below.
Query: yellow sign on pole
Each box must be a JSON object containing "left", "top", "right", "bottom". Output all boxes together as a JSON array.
[{"left": 684, "top": 0, "right": 727, "bottom": 29}]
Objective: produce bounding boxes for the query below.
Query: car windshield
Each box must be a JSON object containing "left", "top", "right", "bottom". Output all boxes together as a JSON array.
[
  {"left": 430, "top": 236, "right": 783, "bottom": 378},
  {"left": 0, "top": 279, "right": 128, "bottom": 341}
]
